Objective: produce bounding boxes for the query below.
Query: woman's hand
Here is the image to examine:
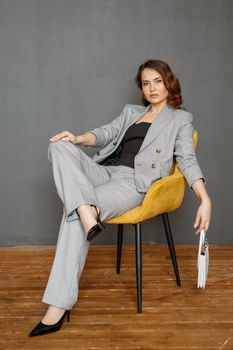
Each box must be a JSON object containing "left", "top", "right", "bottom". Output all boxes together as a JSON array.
[
  {"left": 50, "top": 130, "right": 77, "bottom": 144},
  {"left": 194, "top": 197, "right": 212, "bottom": 235}
]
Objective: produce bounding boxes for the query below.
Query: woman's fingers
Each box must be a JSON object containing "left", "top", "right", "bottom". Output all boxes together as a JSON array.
[
  {"left": 50, "top": 131, "right": 73, "bottom": 142},
  {"left": 194, "top": 210, "right": 201, "bottom": 230},
  {"left": 194, "top": 216, "right": 210, "bottom": 235},
  {"left": 194, "top": 200, "right": 211, "bottom": 235},
  {"left": 204, "top": 219, "right": 210, "bottom": 233},
  {"left": 50, "top": 131, "right": 66, "bottom": 141},
  {"left": 195, "top": 218, "right": 206, "bottom": 235},
  {"left": 194, "top": 209, "right": 204, "bottom": 235}
]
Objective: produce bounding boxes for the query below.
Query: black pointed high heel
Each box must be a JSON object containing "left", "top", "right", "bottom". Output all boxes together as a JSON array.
[
  {"left": 29, "top": 310, "right": 70, "bottom": 337},
  {"left": 86, "top": 206, "right": 105, "bottom": 242}
]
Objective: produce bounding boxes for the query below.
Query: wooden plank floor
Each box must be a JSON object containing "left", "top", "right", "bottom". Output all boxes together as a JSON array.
[{"left": 0, "top": 244, "right": 233, "bottom": 350}]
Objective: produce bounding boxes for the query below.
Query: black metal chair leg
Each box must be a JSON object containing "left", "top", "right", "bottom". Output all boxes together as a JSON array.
[
  {"left": 135, "top": 222, "right": 142, "bottom": 313},
  {"left": 162, "top": 213, "right": 181, "bottom": 286},
  {"left": 116, "top": 224, "right": 124, "bottom": 274}
]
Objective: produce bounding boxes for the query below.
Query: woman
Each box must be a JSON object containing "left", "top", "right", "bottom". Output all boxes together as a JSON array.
[{"left": 29, "top": 59, "right": 211, "bottom": 336}]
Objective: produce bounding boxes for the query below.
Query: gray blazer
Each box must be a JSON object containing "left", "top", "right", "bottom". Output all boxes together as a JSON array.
[{"left": 89, "top": 104, "right": 206, "bottom": 193}]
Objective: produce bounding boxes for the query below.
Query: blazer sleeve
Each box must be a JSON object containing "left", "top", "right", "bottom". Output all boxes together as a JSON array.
[
  {"left": 88, "top": 105, "right": 129, "bottom": 148},
  {"left": 173, "top": 112, "right": 206, "bottom": 191}
]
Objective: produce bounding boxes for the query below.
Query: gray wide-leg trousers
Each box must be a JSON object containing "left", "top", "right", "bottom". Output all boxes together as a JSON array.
[{"left": 42, "top": 140, "right": 146, "bottom": 310}]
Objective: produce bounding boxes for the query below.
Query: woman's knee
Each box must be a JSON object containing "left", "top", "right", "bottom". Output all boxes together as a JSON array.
[
  {"left": 48, "top": 140, "right": 64, "bottom": 161},
  {"left": 48, "top": 140, "right": 82, "bottom": 162},
  {"left": 48, "top": 140, "right": 77, "bottom": 154},
  {"left": 48, "top": 140, "right": 68, "bottom": 151}
]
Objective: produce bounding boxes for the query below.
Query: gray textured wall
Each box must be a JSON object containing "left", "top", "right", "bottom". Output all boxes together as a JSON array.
[{"left": 0, "top": 0, "right": 232, "bottom": 246}]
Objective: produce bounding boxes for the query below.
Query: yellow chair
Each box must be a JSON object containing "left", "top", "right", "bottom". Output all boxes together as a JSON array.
[{"left": 104, "top": 130, "right": 198, "bottom": 312}]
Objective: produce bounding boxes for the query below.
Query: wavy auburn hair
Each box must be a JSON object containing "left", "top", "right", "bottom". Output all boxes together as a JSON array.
[{"left": 135, "top": 59, "right": 183, "bottom": 109}]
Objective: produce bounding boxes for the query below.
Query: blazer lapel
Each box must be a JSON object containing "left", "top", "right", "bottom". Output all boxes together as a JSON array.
[
  {"left": 137, "top": 104, "right": 174, "bottom": 154},
  {"left": 119, "top": 103, "right": 151, "bottom": 137},
  {"left": 130, "top": 104, "right": 151, "bottom": 124}
]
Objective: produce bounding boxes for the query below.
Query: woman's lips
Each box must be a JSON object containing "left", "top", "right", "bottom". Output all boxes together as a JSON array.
[{"left": 150, "top": 94, "right": 159, "bottom": 98}]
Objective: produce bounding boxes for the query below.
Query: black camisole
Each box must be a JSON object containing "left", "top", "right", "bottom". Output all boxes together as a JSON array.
[{"left": 114, "top": 122, "right": 152, "bottom": 168}]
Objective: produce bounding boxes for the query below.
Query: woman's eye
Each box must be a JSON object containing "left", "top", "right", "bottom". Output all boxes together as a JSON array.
[
  {"left": 156, "top": 79, "right": 162, "bottom": 83},
  {"left": 142, "top": 83, "right": 148, "bottom": 86}
]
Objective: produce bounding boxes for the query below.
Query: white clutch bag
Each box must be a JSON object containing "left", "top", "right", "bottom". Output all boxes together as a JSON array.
[{"left": 197, "top": 229, "right": 209, "bottom": 288}]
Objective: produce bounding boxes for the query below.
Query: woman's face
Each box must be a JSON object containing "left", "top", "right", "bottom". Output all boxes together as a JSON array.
[{"left": 141, "top": 68, "right": 168, "bottom": 106}]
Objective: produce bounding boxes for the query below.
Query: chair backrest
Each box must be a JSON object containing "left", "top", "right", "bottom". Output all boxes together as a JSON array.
[{"left": 172, "top": 129, "right": 198, "bottom": 175}]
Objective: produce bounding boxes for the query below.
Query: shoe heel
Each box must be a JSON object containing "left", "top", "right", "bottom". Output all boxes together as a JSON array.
[
  {"left": 67, "top": 310, "right": 70, "bottom": 322},
  {"left": 97, "top": 219, "right": 105, "bottom": 230},
  {"left": 86, "top": 206, "right": 106, "bottom": 242},
  {"left": 93, "top": 206, "right": 105, "bottom": 229}
]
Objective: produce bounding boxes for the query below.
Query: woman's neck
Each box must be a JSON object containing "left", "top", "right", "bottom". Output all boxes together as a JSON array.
[{"left": 148, "top": 101, "right": 168, "bottom": 116}]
